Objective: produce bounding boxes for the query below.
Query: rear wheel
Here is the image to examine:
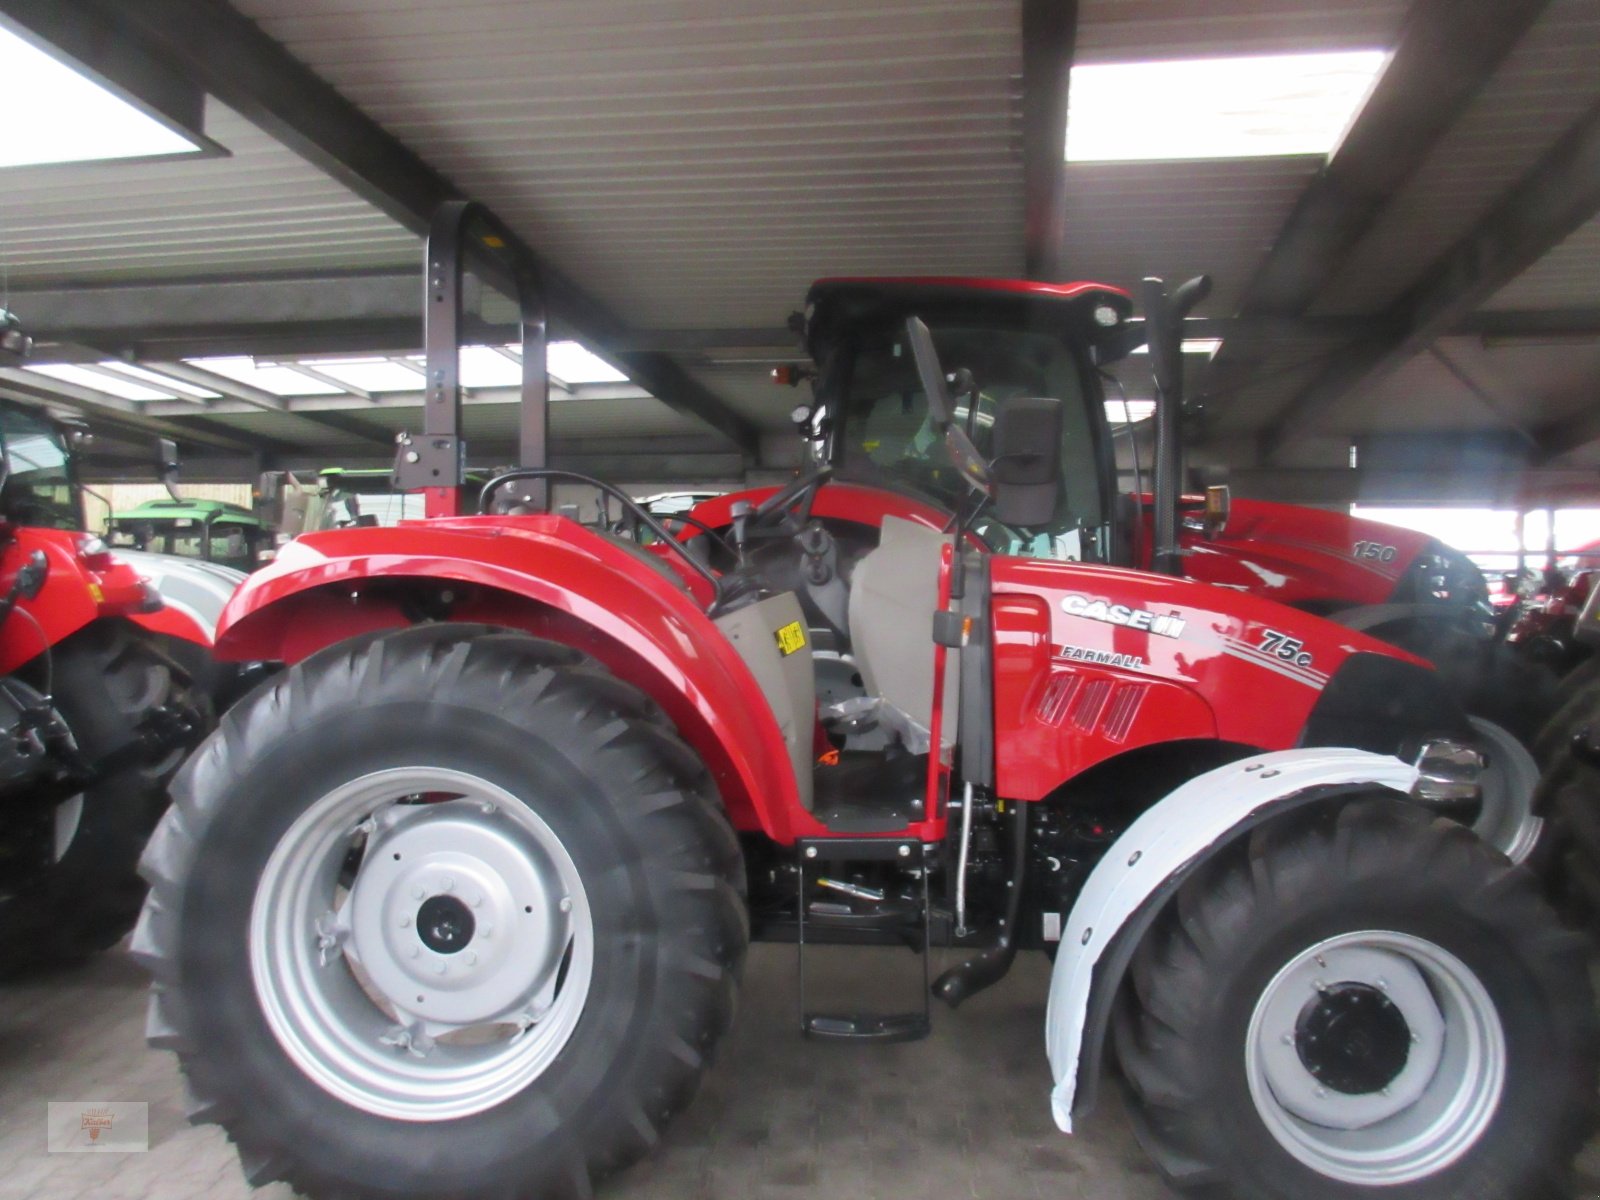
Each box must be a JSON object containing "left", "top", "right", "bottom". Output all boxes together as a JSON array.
[
  {"left": 0, "top": 622, "right": 199, "bottom": 975},
  {"left": 1378, "top": 621, "right": 1553, "bottom": 860},
  {"left": 135, "top": 623, "right": 746, "bottom": 1200},
  {"left": 1115, "top": 799, "right": 1596, "bottom": 1200}
]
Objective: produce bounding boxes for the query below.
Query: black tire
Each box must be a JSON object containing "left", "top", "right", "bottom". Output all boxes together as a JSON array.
[
  {"left": 135, "top": 623, "right": 747, "bottom": 1200},
  {"left": 1114, "top": 798, "right": 1597, "bottom": 1200},
  {"left": 1533, "top": 654, "right": 1600, "bottom": 769},
  {"left": 0, "top": 622, "right": 198, "bottom": 975},
  {"left": 1379, "top": 621, "right": 1559, "bottom": 744}
]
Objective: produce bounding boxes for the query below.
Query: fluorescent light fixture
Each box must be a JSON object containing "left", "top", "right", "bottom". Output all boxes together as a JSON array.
[
  {"left": 311, "top": 358, "right": 426, "bottom": 393},
  {"left": 0, "top": 25, "right": 202, "bottom": 168},
  {"left": 547, "top": 341, "right": 627, "bottom": 385},
  {"left": 1105, "top": 399, "right": 1157, "bottom": 425},
  {"left": 96, "top": 361, "right": 220, "bottom": 399},
  {"left": 24, "top": 363, "right": 174, "bottom": 401},
  {"left": 1066, "top": 50, "right": 1388, "bottom": 163},
  {"left": 185, "top": 356, "right": 344, "bottom": 396},
  {"left": 1131, "top": 338, "right": 1223, "bottom": 357}
]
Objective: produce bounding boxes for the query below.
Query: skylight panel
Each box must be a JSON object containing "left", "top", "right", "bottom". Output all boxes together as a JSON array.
[
  {"left": 1106, "top": 399, "right": 1157, "bottom": 425},
  {"left": 1131, "top": 338, "right": 1223, "bottom": 358},
  {"left": 0, "top": 25, "right": 203, "bottom": 168},
  {"left": 547, "top": 341, "right": 628, "bottom": 385},
  {"left": 184, "top": 356, "right": 344, "bottom": 396},
  {"left": 310, "top": 358, "right": 426, "bottom": 393},
  {"left": 96, "top": 362, "right": 220, "bottom": 399},
  {"left": 458, "top": 346, "right": 524, "bottom": 389},
  {"left": 1066, "top": 50, "right": 1388, "bottom": 163},
  {"left": 23, "top": 363, "right": 174, "bottom": 401}
]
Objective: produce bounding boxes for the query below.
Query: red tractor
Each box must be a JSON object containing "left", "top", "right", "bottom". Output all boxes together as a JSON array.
[
  {"left": 135, "top": 207, "right": 1594, "bottom": 1200},
  {"left": 0, "top": 345, "right": 210, "bottom": 969},
  {"left": 688, "top": 275, "right": 1551, "bottom": 864}
]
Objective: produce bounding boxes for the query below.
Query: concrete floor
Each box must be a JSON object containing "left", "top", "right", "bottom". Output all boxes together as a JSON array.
[{"left": 1, "top": 942, "right": 1596, "bottom": 1200}]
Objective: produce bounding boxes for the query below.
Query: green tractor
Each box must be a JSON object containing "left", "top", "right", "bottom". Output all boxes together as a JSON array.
[{"left": 107, "top": 496, "right": 272, "bottom": 572}]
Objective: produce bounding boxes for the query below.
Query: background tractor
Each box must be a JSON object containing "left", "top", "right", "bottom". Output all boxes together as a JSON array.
[
  {"left": 136, "top": 205, "right": 1595, "bottom": 1200},
  {"left": 0, "top": 415, "right": 210, "bottom": 972}
]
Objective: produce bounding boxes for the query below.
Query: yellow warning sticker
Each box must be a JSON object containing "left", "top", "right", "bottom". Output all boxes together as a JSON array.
[
  {"left": 775, "top": 621, "right": 806, "bottom": 656},
  {"left": 87, "top": 582, "right": 103, "bottom": 604}
]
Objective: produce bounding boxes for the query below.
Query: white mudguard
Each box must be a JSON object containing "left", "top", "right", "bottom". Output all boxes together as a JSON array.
[
  {"left": 1045, "top": 746, "right": 1421, "bottom": 1132},
  {"left": 118, "top": 550, "right": 246, "bottom": 641}
]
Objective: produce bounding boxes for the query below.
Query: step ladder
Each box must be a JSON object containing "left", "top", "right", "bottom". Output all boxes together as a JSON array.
[{"left": 796, "top": 836, "right": 931, "bottom": 1043}]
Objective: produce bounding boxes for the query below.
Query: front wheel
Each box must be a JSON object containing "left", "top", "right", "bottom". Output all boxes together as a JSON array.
[
  {"left": 1115, "top": 799, "right": 1596, "bottom": 1199},
  {"left": 136, "top": 624, "right": 747, "bottom": 1200}
]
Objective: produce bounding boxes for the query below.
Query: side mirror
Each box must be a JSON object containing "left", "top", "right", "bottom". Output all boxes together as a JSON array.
[
  {"left": 990, "top": 396, "right": 1064, "bottom": 528},
  {"left": 156, "top": 436, "right": 181, "bottom": 502},
  {"left": 904, "top": 316, "right": 990, "bottom": 495}
]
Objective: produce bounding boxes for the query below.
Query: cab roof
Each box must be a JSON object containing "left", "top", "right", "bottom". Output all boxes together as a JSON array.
[
  {"left": 803, "top": 276, "right": 1138, "bottom": 364},
  {"left": 111, "top": 497, "right": 263, "bottom": 525}
]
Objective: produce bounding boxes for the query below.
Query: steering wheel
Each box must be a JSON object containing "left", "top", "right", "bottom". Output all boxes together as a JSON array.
[{"left": 746, "top": 466, "right": 833, "bottom": 537}]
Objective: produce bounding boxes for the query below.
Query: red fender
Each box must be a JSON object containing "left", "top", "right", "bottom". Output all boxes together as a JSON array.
[
  {"left": 0, "top": 529, "right": 157, "bottom": 673},
  {"left": 213, "top": 515, "right": 808, "bottom": 842}
]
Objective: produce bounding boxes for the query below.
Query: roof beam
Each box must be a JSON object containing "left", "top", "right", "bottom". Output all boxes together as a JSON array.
[
  {"left": 20, "top": 0, "right": 757, "bottom": 452},
  {"left": 1261, "top": 96, "right": 1600, "bottom": 459},
  {"left": 1206, "top": 0, "right": 1551, "bottom": 400},
  {"left": 1020, "top": 0, "right": 1077, "bottom": 280}
]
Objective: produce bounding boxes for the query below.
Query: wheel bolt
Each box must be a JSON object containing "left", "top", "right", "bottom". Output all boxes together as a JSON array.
[
  {"left": 443, "top": 877, "right": 455, "bottom": 892},
  {"left": 464, "top": 951, "right": 477, "bottom": 966},
  {"left": 1313, "top": 979, "right": 1327, "bottom": 993},
  {"left": 471, "top": 895, "right": 483, "bottom": 908},
  {"left": 1314, "top": 1087, "right": 1327, "bottom": 1099},
  {"left": 408, "top": 947, "right": 419, "bottom": 959},
  {"left": 1375, "top": 977, "right": 1388, "bottom": 991},
  {"left": 434, "top": 963, "right": 446, "bottom": 976},
  {"left": 558, "top": 897, "right": 572, "bottom": 913},
  {"left": 399, "top": 916, "right": 411, "bottom": 928},
  {"left": 412, "top": 887, "right": 425, "bottom": 900},
  {"left": 1282, "top": 1033, "right": 1294, "bottom": 1045}
]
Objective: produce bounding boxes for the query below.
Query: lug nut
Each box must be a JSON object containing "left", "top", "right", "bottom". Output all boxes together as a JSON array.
[{"left": 558, "top": 897, "right": 572, "bottom": 913}]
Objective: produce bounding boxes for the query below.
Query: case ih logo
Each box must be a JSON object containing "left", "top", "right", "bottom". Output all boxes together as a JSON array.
[{"left": 1061, "top": 595, "right": 1186, "bottom": 639}]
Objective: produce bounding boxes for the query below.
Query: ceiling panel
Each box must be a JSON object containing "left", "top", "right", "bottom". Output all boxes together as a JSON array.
[
  {"left": 0, "top": 100, "right": 417, "bottom": 285},
  {"left": 1312, "top": 0, "right": 1600, "bottom": 314}
]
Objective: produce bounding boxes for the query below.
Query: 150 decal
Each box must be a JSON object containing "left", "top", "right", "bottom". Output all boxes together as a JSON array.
[
  {"left": 1353, "top": 540, "right": 1398, "bottom": 563},
  {"left": 1258, "top": 629, "right": 1314, "bottom": 669}
]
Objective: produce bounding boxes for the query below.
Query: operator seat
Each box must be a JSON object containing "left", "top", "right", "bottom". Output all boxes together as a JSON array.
[{"left": 845, "top": 516, "right": 958, "bottom": 751}]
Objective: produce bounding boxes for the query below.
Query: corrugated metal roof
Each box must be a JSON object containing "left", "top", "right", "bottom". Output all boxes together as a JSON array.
[
  {"left": 1312, "top": 0, "right": 1600, "bottom": 314},
  {"left": 1062, "top": 158, "right": 1323, "bottom": 315},
  {"left": 0, "top": 99, "right": 418, "bottom": 285},
  {"left": 234, "top": 0, "right": 1026, "bottom": 330},
  {"left": 1484, "top": 210, "right": 1600, "bottom": 311},
  {"left": 1076, "top": 0, "right": 1408, "bottom": 62}
]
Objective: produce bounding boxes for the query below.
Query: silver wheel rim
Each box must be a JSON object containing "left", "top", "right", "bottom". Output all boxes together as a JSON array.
[
  {"left": 1245, "top": 930, "right": 1505, "bottom": 1185},
  {"left": 1466, "top": 716, "right": 1543, "bottom": 863},
  {"left": 250, "top": 767, "right": 593, "bottom": 1121}
]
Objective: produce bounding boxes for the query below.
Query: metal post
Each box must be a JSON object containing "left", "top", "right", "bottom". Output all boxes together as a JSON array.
[{"left": 397, "top": 201, "right": 548, "bottom": 515}]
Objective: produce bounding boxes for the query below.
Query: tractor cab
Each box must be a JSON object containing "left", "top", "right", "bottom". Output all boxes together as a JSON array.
[{"left": 796, "top": 277, "right": 1134, "bottom": 561}]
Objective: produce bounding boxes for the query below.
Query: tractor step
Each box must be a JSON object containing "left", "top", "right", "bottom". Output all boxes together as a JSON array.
[
  {"left": 811, "top": 749, "right": 926, "bottom": 833},
  {"left": 796, "top": 837, "right": 931, "bottom": 1043}
]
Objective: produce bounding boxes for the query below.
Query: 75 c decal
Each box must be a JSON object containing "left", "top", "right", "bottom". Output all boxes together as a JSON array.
[
  {"left": 1259, "top": 629, "right": 1314, "bottom": 669},
  {"left": 1353, "top": 540, "right": 1398, "bottom": 563}
]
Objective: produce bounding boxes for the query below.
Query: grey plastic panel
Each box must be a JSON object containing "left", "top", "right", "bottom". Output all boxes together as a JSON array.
[
  {"left": 847, "top": 516, "right": 958, "bottom": 748},
  {"left": 715, "top": 592, "right": 815, "bottom": 812}
]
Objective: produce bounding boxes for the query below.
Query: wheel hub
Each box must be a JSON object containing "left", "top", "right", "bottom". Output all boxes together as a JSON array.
[
  {"left": 1295, "top": 982, "right": 1411, "bottom": 1095},
  {"left": 345, "top": 800, "right": 572, "bottom": 1027},
  {"left": 416, "top": 894, "right": 475, "bottom": 955}
]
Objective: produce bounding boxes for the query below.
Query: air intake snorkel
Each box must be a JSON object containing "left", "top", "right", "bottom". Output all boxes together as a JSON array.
[{"left": 1141, "top": 275, "right": 1212, "bottom": 577}]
